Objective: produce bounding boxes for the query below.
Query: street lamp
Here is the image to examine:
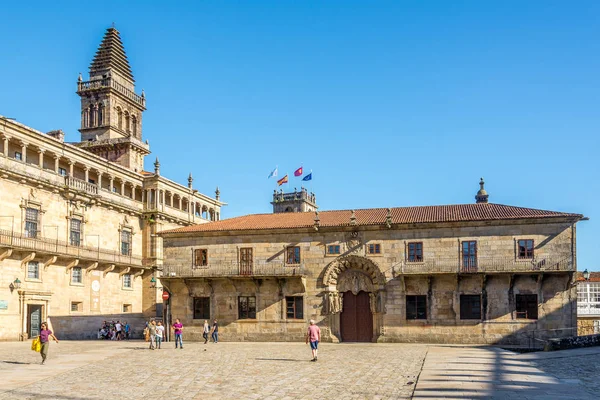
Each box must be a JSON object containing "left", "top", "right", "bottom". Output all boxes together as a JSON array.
[
  {"left": 150, "top": 276, "right": 156, "bottom": 288},
  {"left": 583, "top": 269, "right": 590, "bottom": 281},
  {"left": 10, "top": 278, "right": 21, "bottom": 292}
]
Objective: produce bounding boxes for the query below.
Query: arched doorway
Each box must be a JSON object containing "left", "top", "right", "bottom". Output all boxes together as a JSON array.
[
  {"left": 340, "top": 290, "right": 373, "bottom": 342},
  {"left": 322, "top": 255, "right": 386, "bottom": 343}
]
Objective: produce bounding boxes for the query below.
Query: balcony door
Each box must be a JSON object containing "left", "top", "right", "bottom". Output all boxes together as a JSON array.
[
  {"left": 239, "top": 248, "right": 253, "bottom": 275},
  {"left": 27, "top": 304, "right": 43, "bottom": 339}
]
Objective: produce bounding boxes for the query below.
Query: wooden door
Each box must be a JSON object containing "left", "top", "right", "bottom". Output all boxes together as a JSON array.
[
  {"left": 239, "top": 248, "right": 253, "bottom": 275},
  {"left": 340, "top": 291, "right": 373, "bottom": 342},
  {"left": 28, "top": 305, "right": 42, "bottom": 338}
]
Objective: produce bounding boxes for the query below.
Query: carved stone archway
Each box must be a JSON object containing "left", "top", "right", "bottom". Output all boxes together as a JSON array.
[{"left": 321, "top": 255, "right": 386, "bottom": 342}]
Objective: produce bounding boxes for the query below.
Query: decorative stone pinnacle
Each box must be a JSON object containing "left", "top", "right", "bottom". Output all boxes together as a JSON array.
[
  {"left": 314, "top": 211, "right": 320, "bottom": 231},
  {"left": 188, "top": 173, "right": 193, "bottom": 188},
  {"left": 154, "top": 157, "right": 160, "bottom": 175},
  {"left": 142, "top": 89, "right": 145, "bottom": 98},
  {"left": 475, "top": 177, "right": 489, "bottom": 204},
  {"left": 386, "top": 208, "right": 392, "bottom": 229},
  {"left": 78, "top": 73, "right": 83, "bottom": 82},
  {"left": 350, "top": 210, "right": 357, "bottom": 226},
  {"left": 215, "top": 186, "right": 220, "bottom": 200}
]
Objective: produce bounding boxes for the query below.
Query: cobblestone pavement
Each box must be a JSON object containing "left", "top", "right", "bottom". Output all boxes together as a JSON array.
[
  {"left": 0, "top": 341, "right": 596, "bottom": 400},
  {"left": 0, "top": 341, "right": 426, "bottom": 400}
]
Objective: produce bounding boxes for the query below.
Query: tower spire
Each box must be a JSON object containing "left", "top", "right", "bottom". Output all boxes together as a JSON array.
[{"left": 475, "top": 177, "right": 489, "bottom": 204}]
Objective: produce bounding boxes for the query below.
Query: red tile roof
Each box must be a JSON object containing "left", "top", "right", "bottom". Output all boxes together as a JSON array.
[
  {"left": 140, "top": 171, "right": 153, "bottom": 176},
  {"left": 576, "top": 271, "right": 600, "bottom": 282},
  {"left": 160, "top": 203, "right": 583, "bottom": 235}
]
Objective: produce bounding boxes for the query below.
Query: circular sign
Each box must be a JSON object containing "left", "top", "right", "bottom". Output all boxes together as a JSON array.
[
  {"left": 92, "top": 280, "right": 101, "bottom": 292},
  {"left": 162, "top": 291, "right": 170, "bottom": 301}
]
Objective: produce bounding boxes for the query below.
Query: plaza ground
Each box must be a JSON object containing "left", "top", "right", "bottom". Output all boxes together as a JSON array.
[{"left": 0, "top": 341, "right": 597, "bottom": 400}]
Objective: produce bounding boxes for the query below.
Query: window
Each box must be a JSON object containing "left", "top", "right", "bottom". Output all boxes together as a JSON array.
[
  {"left": 70, "top": 218, "right": 82, "bottom": 246},
  {"left": 193, "top": 297, "right": 210, "bottom": 319},
  {"left": 239, "top": 248, "right": 253, "bottom": 275},
  {"left": 461, "top": 241, "right": 477, "bottom": 270},
  {"left": 327, "top": 245, "right": 341, "bottom": 255},
  {"left": 121, "top": 230, "right": 131, "bottom": 256},
  {"left": 408, "top": 242, "right": 423, "bottom": 262},
  {"left": 25, "top": 207, "right": 39, "bottom": 238},
  {"left": 286, "top": 246, "right": 301, "bottom": 264},
  {"left": 518, "top": 239, "right": 534, "bottom": 259},
  {"left": 516, "top": 294, "right": 538, "bottom": 319},
  {"left": 368, "top": 243, "right": 381, "bottom": 254},
  {"left": 460, "top": 294, "right": 482, "bottom": 320},
  {"left": 15, "top": 151, "right": 22, "bottom": 161},
  {"left": 238, "top": 296, "right": 256, "bottom": 319},
  {"left": 71, "top": 267, "right": 83, "bottom": 284},
  {"left": 88, "top": 179, "right": 95, "bottom": 184},
  {"left": 286, "top": 296, "right": 304, "bottom": 319},
  {"left": 71, "top": 301, "right": 83, "bottom": 312},
  {"left": 194, "top": 249, "right": 208, "bottom": 267},
  {"left": 123, "top": 304, "right": 132, "bottom": 313},
  {"left": 406, "top": 295, "right": 427, "bottom": 319},
  {"left": 27, "top": 261, "right": 40, "bottom": 280},
  {"left": 59, "top": 167, "right": 67, "bottom": 176},
  {"left": 123, "top": 274, "right": 132, "bottom": 288}
]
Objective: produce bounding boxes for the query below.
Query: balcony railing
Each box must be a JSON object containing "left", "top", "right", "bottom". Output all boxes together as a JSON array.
[
  {"left": 394, "top": 255, "right": 573, "bottom": 275},
  {"left": 0, "top": 229, "right": 143, "bottom": 267},
  {"left": 77, "top": 78, "right": 145, "bottom": 107},
  {"left": 578, "top": 302, "right": 600, "bottom": 316},
  {"left": 65, "top": 175, "right": 99, "bottom": 195},
  {"left": 162, "top": 261, "right": 307, "bottom": 278}
]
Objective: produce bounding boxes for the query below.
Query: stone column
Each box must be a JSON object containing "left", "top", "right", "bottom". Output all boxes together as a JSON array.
[
  {"left": 53, "top": 155, "right": 59, "bottom": 173},
  {"left": 38, "top": 149, "right": 44, "bottom": 169},
  {"left": 109, "top": 176, "right": 114, "bottom": 192},
  {"left": 97, "top": 172, "right": 102, "bottom": 188},
  {"left": 120, "top": 181, "right": 125, "bottom": 196},
  {"left": 84, "top": 166, "right": 89, "bottom": 182},
  {"left": 20, "top": 142, "right": 27, "bottom": 163},
  {"left": 169, "top": 192, "right": 174, "bottom": 207},
  {"left": 68, "top": 161, "right": 74, "bottom": 176},
  {"left": 178, "top": 196, "right": 182, "bottom": 210},
  {"left": 2, "top": 136, "right": 8, "bottom": 157}
]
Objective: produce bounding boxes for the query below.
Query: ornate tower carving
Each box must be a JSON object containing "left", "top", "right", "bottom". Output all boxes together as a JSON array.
[
  {"left": 75, "top": 27, "right": 149, "bottom": 172},
  {"left": 475, "top": 177, "right": 489, "bottom": 204},
  {"left": 271, "top": 187, "right": 318, "bottom": 213}
]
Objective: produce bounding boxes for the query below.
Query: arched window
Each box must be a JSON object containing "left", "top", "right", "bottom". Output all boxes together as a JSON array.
[
  {"left": 132, "top": 116, "right": 137, "bottom": 138},
  {"left": 124, "top": 112, "right": 130, "bottom": 133},
  {"left": 89, "top": 105, "right": 95, "bottom": 127},
  {"left": 97, "top": 104, "right": 104, "bottom": 126},
  {"left": 117, "top": 107, "right": 123, "bottom": 130}
]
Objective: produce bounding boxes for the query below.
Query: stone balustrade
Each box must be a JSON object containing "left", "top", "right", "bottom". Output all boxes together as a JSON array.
[
  {"left": 77, "top": 78, "right": 145, "bottom": 107},
  {"left": 162, "top": 261, "right": 307, "bottom": 278}
]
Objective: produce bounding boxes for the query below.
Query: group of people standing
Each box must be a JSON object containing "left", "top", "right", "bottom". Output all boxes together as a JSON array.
[
  {"left": 98, "top": 320, "right": 129, "bottom": 340},
  {"left": 145, "top": 318, "right": 185, "bottom": 350}
]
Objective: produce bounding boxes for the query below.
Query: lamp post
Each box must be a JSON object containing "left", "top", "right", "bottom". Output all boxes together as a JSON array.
[
  {"left": 583, "top": 269, "right": 590, "bottom": 281},
  {"left": 10, "top": 277, "right": 21, "bottom": 292}
]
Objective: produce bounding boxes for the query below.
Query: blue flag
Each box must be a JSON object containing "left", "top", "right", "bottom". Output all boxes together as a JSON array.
[
  {"left": 267, "top": 167, "right": 278, "bottom": 179},
  {"left": 302, "top": 173, "right": 312, "bottom": 181}
]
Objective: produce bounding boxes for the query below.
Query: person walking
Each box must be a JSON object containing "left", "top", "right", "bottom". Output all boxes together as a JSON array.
[
  {"left": 115, "top": 320, "right": 122, "bottom": 340},
  {"left": 203, "top": 320, "right": 210, "bottom": 344},
  {"left": 306, "top": 319, "right": 321, "bottom": 362},
  {"left": 155, "top": 321, "right": 164, "bottom": 349},
  {"left": 124, "top": 321, "right": 130, "bottom": 340},
  {"left": 39, "top": 322, "right": 59, "bottom": 365},
  {"left": 172, "top": 319, "right": 183, "bottom": 349},
  {"left": 211, "top": 319, "right": 219, "bottom": 343},
  {"left": 148, "top": 320, "right": 157, "bottom": 350}
]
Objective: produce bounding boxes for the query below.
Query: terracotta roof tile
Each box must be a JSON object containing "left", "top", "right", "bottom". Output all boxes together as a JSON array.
[
  {"left": 160, "top": 203, "right": 582, "bottom": 235},
  {"left": 576, "top": 271, "right": 600, "bottom": 282}
]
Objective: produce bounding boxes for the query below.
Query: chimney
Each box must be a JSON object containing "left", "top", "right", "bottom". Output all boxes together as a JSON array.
[{"left": 46, "top": 130, "right": 65, "bottom": 143}]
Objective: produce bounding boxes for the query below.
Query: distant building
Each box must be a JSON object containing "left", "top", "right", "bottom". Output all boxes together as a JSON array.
[
  {"left": 576, "top": 271, "right": 600, "bottom": 335},
  {"left": 159, "top": 179, "right": 584, "bottom": 346},
  {"left": 0, "top": 27, "right": 223, "bottom": 340}
]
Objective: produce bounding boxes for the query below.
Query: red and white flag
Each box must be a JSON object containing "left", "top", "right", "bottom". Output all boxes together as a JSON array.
[{"left": 294, "top": 167, "right": 303, "bottom": 177}]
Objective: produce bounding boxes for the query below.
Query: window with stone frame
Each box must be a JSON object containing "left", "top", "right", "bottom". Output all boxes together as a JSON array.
[
  {"left": 120, "top": 230, "right": 132, "bottom": 256},
  {"left": 460, "top": 294, "right": 482, "bottom": 320},
  {"left": 123, "top": 273, "right": 132, "bottom": 288},
  {"left": 516, "top": 294, "right": 538, "bottom": 319},
  {"left": 327, "top": 245, "right": 341, "bottom": 255},
  {"left": 194, "top": 249, "right": 208, "bottom": 267},
  {"left": 123, "top": 304, "right": 132, "bottom": 313},
  {"left": 286, "top": 246, "right": 301, "bottom": 264},
  {"left": 25, "top": 207, "right": 39, "bottom": 238},
  {"left": 286, "top": 296, "right": 304, "bottom": 319},
  {"left": 517, "top": 239, "right": 534, "bottom": 259},
  {"left": 406, "top": 295, "right": 427, "bottom": 319},
  {"left": 27, "top": 261, "right": 40, "bottom": 280},
  {"left": 70, "top": 218, "right": 82, "bottom": 246},
  {"left": 238, "top": 296, "right": 256, "bottom": 319},
  {"left": 71, "top": 267, "right": 83, "bottom": 284},
  {"left": 461, "top": 241, "right": 477, "bottom": 270},
  {"left": 193, "top": 297, "right": 210, "bottom": 320},
  {"left": 368, "top": 243, "right": 381, "bottom": 254},
  {"left": 59, "top": 167, "right": 67, "bottom": 176},
  {"left": 71, "top": 301, "right": 83, "bottom": 312},
  {"left": 407, "top": 242, "right": 423, "bottom": 262}
]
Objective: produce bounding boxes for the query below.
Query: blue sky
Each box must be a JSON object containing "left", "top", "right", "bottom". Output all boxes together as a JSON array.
[{"left": 1, "top": 1, "right": 598, "bottom": 269}]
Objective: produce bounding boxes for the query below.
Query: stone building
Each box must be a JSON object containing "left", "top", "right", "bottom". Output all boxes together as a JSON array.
[
  {"left": 0, "top": 27, "right": 223, "bottom": 340},
  {"left": 576, "top": 270, "right": 600, "bottom": 335},
  {"left": 159, "top": 180, "right": 585, "bottom": 346}
]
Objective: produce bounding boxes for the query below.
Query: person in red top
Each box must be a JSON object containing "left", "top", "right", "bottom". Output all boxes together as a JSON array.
[
  {"left": 38, "top": 322, "right": 59, "bottom": 365},
  {"left": 305, "top": 319, "right": 321, "bottom": 362}
]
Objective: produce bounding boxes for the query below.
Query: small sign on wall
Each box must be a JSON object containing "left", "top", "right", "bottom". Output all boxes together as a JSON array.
[{"left": 0, "top": 300, "right": 8, "bottom": 310}]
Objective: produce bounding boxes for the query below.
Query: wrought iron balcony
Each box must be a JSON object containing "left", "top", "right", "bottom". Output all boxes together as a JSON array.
[
  {"left": 0, "top": 229, "right": 143, "bottom": 267},
  {"left": 161, "top": 261, "right": 306, "bottom": 279},
  {"left": 393, "top": 255, "right": 573, "bottom": 275}
]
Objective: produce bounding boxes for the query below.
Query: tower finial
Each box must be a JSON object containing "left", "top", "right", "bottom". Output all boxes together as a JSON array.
[
  {"left": 188, "top": 173, "right": 193, "bottom": 189},
  {"left": 112, "top": 22, "right": 116, "bottom": 29},
  {"left": 215, "top": 186, "right": 220, "bottom": 201},
  {"left": 475, "top": 177, "right": 489, "bottom": 204},
  {"left": 154, "top": 157, "right": 160, "bottom": 175},
  {"left": 78, "top": 72, "right": 82, "bottom": 82}
]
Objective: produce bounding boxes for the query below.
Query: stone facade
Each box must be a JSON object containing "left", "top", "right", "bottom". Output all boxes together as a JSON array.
[
  {"left": 0, "top": 27, "right": 223, "bottom": 340},
  {"left": 160, "top": 193, "right": 584, "bottom": 346}
]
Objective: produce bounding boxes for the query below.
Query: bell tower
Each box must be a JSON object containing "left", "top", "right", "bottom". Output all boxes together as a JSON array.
[
  {"left": 75, "top": 26, "right": 149, "bottom": 172},
  {"left": 271, "top": 187, "right": 318, "bottom": 213}
]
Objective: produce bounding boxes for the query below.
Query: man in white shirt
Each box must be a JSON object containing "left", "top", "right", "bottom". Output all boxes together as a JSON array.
[{"left": 115, "top": 321, "right": 122, "bottom": 340}]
